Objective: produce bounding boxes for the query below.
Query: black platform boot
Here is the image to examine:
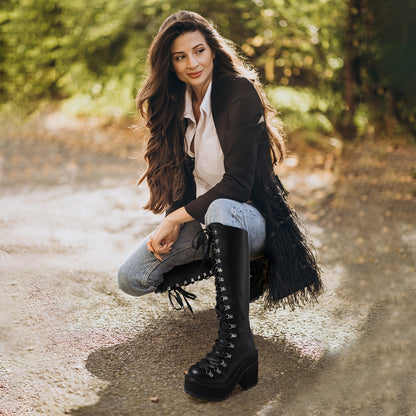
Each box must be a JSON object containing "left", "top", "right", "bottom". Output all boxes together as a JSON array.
[{"left": 184, "top": 223, "right": 258, "bottom": 401}]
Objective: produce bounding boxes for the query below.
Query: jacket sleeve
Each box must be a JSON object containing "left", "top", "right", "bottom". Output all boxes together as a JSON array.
[{"left": 184, "top": 78, "right": 267, "bottom": 223}]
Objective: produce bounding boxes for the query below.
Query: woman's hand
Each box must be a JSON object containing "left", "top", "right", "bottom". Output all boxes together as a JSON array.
[
  {"left": 147, "top": 207, "right": 194, "bottom": 261},
  {"left": 147, "top": 217, "right": 182, "bottom": 261}
]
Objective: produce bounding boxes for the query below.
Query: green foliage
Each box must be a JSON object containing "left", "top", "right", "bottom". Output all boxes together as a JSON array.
[
  {"left": 266, "top": 85, "right": 334, "bottom": 133},
  {"left": 0, "top": 0, "right": 414, "bottom": 138},
  {"left": 344, "top": 0, "right": 416, "bottom": 136},
  {"left": 1, "top": 0, "right": 152, "bottom": 115}
]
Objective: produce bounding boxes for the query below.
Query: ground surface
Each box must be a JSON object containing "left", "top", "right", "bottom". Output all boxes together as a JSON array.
[{"left": 0, "top": 114, "right": 415, "bottom": 415}]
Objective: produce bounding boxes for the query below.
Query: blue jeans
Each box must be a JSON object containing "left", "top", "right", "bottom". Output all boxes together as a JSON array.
[{"left": 117, "top": 198, "right": 266, "bottom": 297}]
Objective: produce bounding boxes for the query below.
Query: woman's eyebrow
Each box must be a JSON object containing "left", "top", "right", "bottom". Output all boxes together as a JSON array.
[{"left": 171, "top": 43, "right": 205, "bottom": 55}]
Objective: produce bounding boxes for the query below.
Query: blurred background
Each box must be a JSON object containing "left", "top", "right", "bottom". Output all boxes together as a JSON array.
[{"left": 1, "top": 0, "right": 415, "bottom": 142}]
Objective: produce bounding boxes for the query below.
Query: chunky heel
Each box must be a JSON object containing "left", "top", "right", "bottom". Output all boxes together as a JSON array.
[{"left": 239, "top": 357, "right": 258, "bottom": 390}]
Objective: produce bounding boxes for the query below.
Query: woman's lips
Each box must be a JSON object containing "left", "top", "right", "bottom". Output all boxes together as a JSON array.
[{"left": 187, "top": 71, "right": 203, "bottom": 78}]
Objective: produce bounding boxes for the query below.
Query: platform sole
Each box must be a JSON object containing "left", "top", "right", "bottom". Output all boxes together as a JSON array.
[{"left": 184, "top": 350, "right": 258, "bottom": 401}]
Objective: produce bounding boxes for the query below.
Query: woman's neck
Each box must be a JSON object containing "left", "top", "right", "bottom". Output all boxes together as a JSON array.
[
  {"left": 191, "top": 77, "right": 211, "bottom": 103},
  {"left": 192, "top": 93, "right": 201, "bottom": 124}
]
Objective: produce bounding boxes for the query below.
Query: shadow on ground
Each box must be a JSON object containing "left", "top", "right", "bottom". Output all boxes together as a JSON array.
[{"left": 69, "top": 309, "right": 324, "bottom": 416}]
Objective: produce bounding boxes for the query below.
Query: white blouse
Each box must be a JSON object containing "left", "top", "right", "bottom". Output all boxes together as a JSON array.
[{"left": 183, "top": 82, "right": 225, "bottom": 198}]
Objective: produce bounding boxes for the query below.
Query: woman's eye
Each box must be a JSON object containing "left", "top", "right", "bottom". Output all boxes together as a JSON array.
[
  {"left": 175, "top": 55, "right": 185, "bottom": 61},
  {"left": 196, "top": 48, "right": 205, "bottom": 54}
]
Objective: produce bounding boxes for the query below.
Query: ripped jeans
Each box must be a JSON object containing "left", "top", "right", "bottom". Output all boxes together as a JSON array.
[{"left": 117, "top": 198, "right": 266, "bottom": 297}]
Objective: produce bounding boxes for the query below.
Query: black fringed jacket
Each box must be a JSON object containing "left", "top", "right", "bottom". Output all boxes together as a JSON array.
[{"left": 167, "top": 74, "right": 322, "bottom": 307}]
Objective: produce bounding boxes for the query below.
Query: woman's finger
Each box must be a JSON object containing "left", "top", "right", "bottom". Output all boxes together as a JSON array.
[
  {"left": 148, "top": 241, "right": 163, "bottom": 261},
  {"left": 156, "top": 243, "right": 171, "bottom": 254},
  {"left": 146, "top": 240, "right": 155, "bottom": 253}
]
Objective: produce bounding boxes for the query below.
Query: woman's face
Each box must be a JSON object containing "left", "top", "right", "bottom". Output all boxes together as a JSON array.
[{"left": 171, "top": 31, "right": 215, "bottom": 95}]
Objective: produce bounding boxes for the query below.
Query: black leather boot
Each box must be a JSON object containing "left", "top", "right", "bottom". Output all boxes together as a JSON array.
[
  {"left": 156, "top": 257, "right": 267, "bottom": 312},
  {"left": 184, "top": 223, "right": 258, "bottom": 401}
]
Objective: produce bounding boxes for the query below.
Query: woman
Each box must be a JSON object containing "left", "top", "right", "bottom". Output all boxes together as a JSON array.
[{"left": 118, "top": 10, "right": 322, "bottom": 401}]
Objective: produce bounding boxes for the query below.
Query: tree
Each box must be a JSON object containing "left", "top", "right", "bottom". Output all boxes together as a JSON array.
[{"left": 346, "top": 0, "right": 416, "bottom": 136}]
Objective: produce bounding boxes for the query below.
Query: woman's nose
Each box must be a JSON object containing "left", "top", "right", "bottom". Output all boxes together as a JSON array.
[{"left": 187, "top": 54, "right": 198, "bottom": 68}]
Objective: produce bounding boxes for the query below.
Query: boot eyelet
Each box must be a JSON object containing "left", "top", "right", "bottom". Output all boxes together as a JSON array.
[
  {"left": 228, "top": 342, "right": 235, "bottom": 348},
  {"left": 217, "top": 268, "right": 223, "bottom": 273},
  {"left": 215, "top": 368, "right": 222, "bottom": 374},
  {"left": 206, "top": 370, "right": 214, "bottom": 378},
  {"left": 224, "top": 305, "right": 231, "bottom": 310},
  {"left": 226, "top": 353, "right": 232, "bottom": 358},
  {"left": 183, "top": 280, "right": 188, "bottom": 285},
  {"left": 167, "top": 286, "right": 172, "bottom": 291},
  {"left": 226, "top": 314, "right": 233, "bottom": 319},
  {"left": 220, "top": 360, "right": 227, "bottom": 367},
  {"left": 230, "top": 333, "right": 237, "bottom": 338},
  {"left": 221, "top": 296, "right": 228, "bottom": 301},
  {"left": 215, "top": 239, "right": 219, "bottom": 244},
  {"left": 229, "top": 323, "right": 236, "bottom": 329},
  {"left": 220, "top": 287, "right": 226, "bottom": 292},
  {"left": 219, "top": 277, "right": 224, "bottom": 282},
  {"left": 191, "top": 278, "right": 195, "bottom": 283}
]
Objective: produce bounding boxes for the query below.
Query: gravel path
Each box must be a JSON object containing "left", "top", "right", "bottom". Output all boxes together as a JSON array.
[{"left": 0, "top": 130, "right": 414, "bottom": 415}]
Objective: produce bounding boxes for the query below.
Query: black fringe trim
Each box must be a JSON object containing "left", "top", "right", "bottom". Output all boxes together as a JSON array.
[{"left": 258, "top": 174, "right": 324, "bottom": 309}]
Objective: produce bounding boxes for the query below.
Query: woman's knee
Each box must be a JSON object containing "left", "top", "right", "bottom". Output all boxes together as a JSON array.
[
  {"left": 117, "top": 263, "right": 155, "bottom": 297},
  {"left": 205, "top": 198, "right": 239, "bottom": 225},
  {"left": 117, "top": 263, "right": 136, "bottom": 295}
]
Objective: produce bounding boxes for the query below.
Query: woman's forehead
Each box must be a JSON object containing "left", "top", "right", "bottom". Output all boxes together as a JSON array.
[{"left": 171, "top": 31, "right": 207, "bottom": 53}]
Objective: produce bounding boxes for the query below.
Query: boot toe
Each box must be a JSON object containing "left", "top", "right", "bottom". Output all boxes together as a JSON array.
[{"left": 187, "top": 363, "right": 206, "bottom": 378}]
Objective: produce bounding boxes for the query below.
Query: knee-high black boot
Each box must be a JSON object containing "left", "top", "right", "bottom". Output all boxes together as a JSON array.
[{"left": 184, "top": 222, "right": 258, "bottom": 401}]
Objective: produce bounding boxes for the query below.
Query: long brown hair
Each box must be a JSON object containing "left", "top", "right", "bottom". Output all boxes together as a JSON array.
[{"left": 137, "top": 10, "right": 285, "bottom": 214}]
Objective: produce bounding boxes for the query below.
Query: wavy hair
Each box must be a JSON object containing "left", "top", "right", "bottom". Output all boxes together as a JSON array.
[{"left": 137, "top": 10, "right": 285, "bottom": 214}]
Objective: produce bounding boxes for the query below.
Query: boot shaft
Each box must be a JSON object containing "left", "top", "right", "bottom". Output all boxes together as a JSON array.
[{"left": 208, "top": 222, "right": 252, "bottom": 334}]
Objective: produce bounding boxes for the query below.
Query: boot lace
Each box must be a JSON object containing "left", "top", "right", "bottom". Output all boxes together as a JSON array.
[
  {"left": 168, "top": 287, "right": 197, "bottom": 315},
  {"left": 192, "top": 228, "right": 212, "bottom": 261},
  {"left": 194, "top": 261, "right": 236, "bottom": 377},
  {"left": 164, "top": 228, "right": 213, "bottom": 315}
]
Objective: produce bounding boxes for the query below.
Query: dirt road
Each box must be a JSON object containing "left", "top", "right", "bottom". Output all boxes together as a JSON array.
[{"left": 0, "top": 122, "right": 415, "bottom": 415}]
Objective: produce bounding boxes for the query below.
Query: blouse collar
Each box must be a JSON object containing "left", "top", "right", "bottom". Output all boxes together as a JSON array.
[{"left": 183, "top": 81, "right": 213, "bottom": 122}]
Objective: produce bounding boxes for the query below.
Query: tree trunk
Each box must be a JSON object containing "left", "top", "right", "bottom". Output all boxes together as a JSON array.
[{"left": 343, "top": 0, "right": 359, "bottom": 139}]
